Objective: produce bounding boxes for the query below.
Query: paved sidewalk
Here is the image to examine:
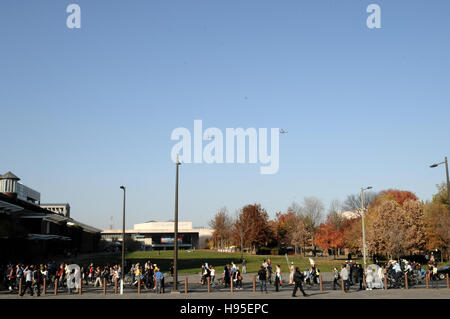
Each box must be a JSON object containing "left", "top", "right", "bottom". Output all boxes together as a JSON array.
[{"left": 1, "top": 273, "right": 449, "bottom": 299}]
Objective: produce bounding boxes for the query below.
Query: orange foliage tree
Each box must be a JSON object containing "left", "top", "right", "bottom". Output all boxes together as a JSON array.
[
  {"left": 315, "top": 223, "right": 344, "bottom": 259},
  {"left": 233, "top": 204, "right": 273, "bottom": 253}
]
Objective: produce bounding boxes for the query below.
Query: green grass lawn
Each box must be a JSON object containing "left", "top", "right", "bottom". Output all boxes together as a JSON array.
[
  {"left": 55, "top": 250, "right": 449, "bottom": 274},
  {"left": 125, "top": 250, "right": 347, "bottom": 274}
]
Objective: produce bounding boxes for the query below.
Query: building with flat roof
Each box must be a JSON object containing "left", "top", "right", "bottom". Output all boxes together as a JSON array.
[
  {"left": 0, "top": 171, "right": 101, "bottom": 263},
  {"left": 101, "top": 221, "right": 213, "bottom": 250},
  {"left": 39, "top": 203, "right": 70, "bottom": 217},
  {"left": 0, "top": 171, "right": 40, "bottom": 204}
]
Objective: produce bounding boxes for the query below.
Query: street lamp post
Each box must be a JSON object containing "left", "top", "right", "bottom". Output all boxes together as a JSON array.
[
  {"left": 430, "top": 156, "right": 450, "bottom": 206},
  {"left": 120, "top": 185, "right": 126, "bottom": 295},
  {"left": 173, "top": 156, "right": 181, "bottom": 293},
  {"left": 361, "top": 186, "right": 372, "bottom": 271}
]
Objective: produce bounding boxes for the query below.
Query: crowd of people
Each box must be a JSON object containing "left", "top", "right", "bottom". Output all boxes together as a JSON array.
[
  {"left": 337, "top": 258, "right": 442, "bottom": 292},
  {"left": 0, "top": 261, "right": 126, "bottom": 296},
  {"left": 127, "top": 261, "right": 165, "bottom": 294},
  {"left": 0, "top": 255, "right": 444, "bottom": 297}
]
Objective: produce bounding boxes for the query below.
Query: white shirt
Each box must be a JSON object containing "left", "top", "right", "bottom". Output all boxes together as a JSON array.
[
  {"left": 24, "top": 270, "right": 33, "bottom": 282},
  {"left": 210, "top": 269, "right": 215, "bottom": 276}
]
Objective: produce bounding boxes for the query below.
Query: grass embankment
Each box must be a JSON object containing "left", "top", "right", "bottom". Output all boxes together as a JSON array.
[
  {"left": 125, "top": 250, "right": 346, "bottom": 274},
  {"left": 59, "top": 250, "right": 450, "bottom": 274}
]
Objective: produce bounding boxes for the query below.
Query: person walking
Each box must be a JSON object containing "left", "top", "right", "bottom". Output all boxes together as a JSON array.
[
  {"left": 275, "top": 265, "right": 282, "bottom": 292},
  {"left": 93, "top": 266, "right": 102, "bottom": 287},
  {"left": 34, "top": 265, "right": 43, "bottom": 296},
  {"left": 20, "top": 266, "right": 34, "bottom": 296},
  {"left": 223, "top": 265, "right": 230, "bottom": 288},
  {"left": 292, "top": 267, "right": 308, "bottom": 297},
  {"left": 8, "top": 264, "right": 15, "bottom": 292},
  {"left": 233, "top": 266, "right": 243, "bottom": 290},
  {"left": 357, "top": 264, "right": 364, "bottom": 290},
  {"left": 210, "top": 266, "right": 216, "bottom": 288},
  {"left": 242, "top": 259, "right": 247, "bottom": 274},
  {"left": 340, "top": 263, "right": 350, "bottom": 293},
  {"left": 267, "top": 260, "right": 273, "bottom": 285},
  {"left": 67, "top": 268, "right": 76, "bottom": 294},
  {"left": 16, "top": 264, "right": 23, "bottom": 291},
  {"left": 258, "top": 266, "right": 268, "bottom": 293},
  {"left": 154, "top": 268, "right": 163, "bottom": 294},
  {"left": 332, "top": 267, "right": 340, "bottom": 290},
  {"left": 289, "top": 262, "right": 295, "bottom": 284}
]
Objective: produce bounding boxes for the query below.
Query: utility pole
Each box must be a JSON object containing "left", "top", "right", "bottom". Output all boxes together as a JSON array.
[
  {"left": 172, "top": 155, "right": 181, "bottom": 293},
  {"left": 119, "top": 186, "right": 126, "bottom": 295},
  {"left": 361, "top": 186, "right": 372, "bottom": 270}
]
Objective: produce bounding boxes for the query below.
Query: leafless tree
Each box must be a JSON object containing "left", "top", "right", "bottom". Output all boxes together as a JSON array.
[
  {"left": 342, "top": 191, "right": 378, "bottom": 215},
  {"left": 301, "top": 197, "right": 324, "bottom": 256},
  {"left": 208, "top": 207, "right": 233, "bottom": 249}
]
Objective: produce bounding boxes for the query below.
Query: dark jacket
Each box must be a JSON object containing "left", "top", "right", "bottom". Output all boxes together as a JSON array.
[
  {"left": 293, "top": 271, "right": 304, "bottom": 284},
  {"left": 258, "top": 269, "right": 267, "bottom": 281}
]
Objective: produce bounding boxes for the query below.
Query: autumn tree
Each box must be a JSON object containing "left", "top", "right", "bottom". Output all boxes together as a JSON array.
[
  {"left": 234, "top": 204, "right": 272, "bottom": 253},
  {"left": 423, "top": 183, "right": 450, "bottom": 261},
  {"left": 365, "top": 194, "right": 426, "bottom": 260},
  {"left": 378, "top": 189, "right": 418, "bottom": 206},
  {"left": 342, "top": 217, "right": 362, "bottom": 253},
  {"left": 314, "top": 201, "right": 347, "bottom": 258},
  {"left": 208, "top": 207, "right": 233, "bottom": 249},
  {"left": 315, "top": 223, "right": 344, "bottom": 259},
  {"left": 270, "top": 210, "right": 309, "bottom": 254}
]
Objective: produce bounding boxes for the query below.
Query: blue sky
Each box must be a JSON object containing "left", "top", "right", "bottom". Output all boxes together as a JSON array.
[{"left": 1, "top": 0, "right": 449, "bottom": 229}]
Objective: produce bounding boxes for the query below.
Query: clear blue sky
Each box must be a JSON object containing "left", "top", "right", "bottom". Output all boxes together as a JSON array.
[{"left": 1, "top": 1, "right": 449, "bottom": 229}]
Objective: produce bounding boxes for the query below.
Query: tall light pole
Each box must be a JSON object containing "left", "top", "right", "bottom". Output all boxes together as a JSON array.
[
  {"left": 361, "top": 186, "right": 372, "bottom": 270},
  {"left": 430, "top": 156, "right": 450, "bottom": 206},
  {"left": 172, "top": 155, "right": 181, "bottom": 293},
  {"left": 120, "top": 185, "right": 126, "bottom": 295}
]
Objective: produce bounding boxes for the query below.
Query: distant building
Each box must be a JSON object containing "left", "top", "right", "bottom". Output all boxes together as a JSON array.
[
  {"left": 101, "top": 221, "right": 213, "bottom": 250},
  {"left": 0, "top": 171, "right": 40, "bottom": 204},
  {"left": 40, "top": 203, "right": 70, "bottom": 218},
  {"left": 0, "top": 171, "right": 101, "bottom": 262},
  {"left": 340, "top": 210, "right": 360, "bottom": 220}
]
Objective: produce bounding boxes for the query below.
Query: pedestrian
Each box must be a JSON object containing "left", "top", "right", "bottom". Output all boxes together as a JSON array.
[
  {"left": 340, "top": 263, "right": 350, "bottom": 293},
  {"left": 94, "top": 266, "right": 102, "bottom": 287},
  {"left": 357, "top": 264, "right": 364, "bottom": 290},
  {"left": 275, "top": 265, "right": 282, "bottom": 292},
  {"left": 224, "top": 265, "right": 230, "bottom": 287},
  {"left": 348, "top": 260, "right": 354, "bottom": 286},
  {"left": 267, "top": 259, "right": 273, "bottom": 285},
  {"left": 292, "top": 267, "right": 308, "bottom": 297},
  {"left": 67, "top": 268, "right": 76, "bottom": 294},
  {"left": 200, "top": 264, "right": 206, "bottom": 284},
  {"left": 34, "top": 265, "right": 43, "bottom": 296},
  {"left": 20, "top": 266, "right": 33, "bottom": 296},
  {"left": 258, "top": 266, "right": 268, "bottom": 293},
  {"left": 332, "top": 267, "right": 340, "bottom": 290},
  {"left": 242, "top": 259, "right": 247, "bottom": 274},
  {"left": 16, "top": 264, "right": 23, "bottom": 290},
  {"left": 154, "top": 268, "right": 163, "bottom": 294},
  {"left": 365, "top": 267, "right": 374, "bottom": 290},
  {"left": 8, "top": 264, "right": 15, "bottom": 292},
  {"left": 233, "top": 266, "right": 243, "bottom": 290},
  {"left": 210, "top": 265, "right": 216, "bottom": 287},
  {"left": 289, "top": 262, "right": 295, "bottom": 284}
]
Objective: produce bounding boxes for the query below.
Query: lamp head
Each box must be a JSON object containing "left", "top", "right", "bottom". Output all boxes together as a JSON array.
[
  {"left": 120, "top": 186, "right": 125, "bottom": 190},
  {"left": 430, "top": 164, "right": 438, "bottom": 168}
]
